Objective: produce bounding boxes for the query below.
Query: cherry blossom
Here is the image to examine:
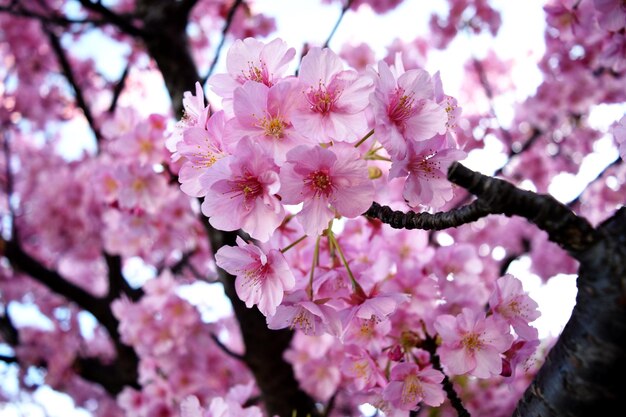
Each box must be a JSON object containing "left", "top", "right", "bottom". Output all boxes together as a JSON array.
[
  {"left": 382, "top": 362, "right": 445, "bottom": 411},
  {"left": 278, "top": 143, "right": 375, "bottom": 236},
  {"left": 215, "top": 236, "right": 295, "bottom": 316},
  {"left": 199, "top": 138, "right": 284, "bottom": 241},
  {"left": 434, "top": 308, "right": 514, "bottom": 378},
  {"left": 370, "top": 59, "right": 448, "bottom": 158}
]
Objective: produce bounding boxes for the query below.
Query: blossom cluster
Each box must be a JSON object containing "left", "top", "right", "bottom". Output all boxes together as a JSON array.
[{"left": 168, "top": 37, "right": 542, "bottom": 415}]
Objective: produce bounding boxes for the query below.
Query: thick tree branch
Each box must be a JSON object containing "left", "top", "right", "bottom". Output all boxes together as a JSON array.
[
  {"left": 364, "top": 199, "right": 492, "bottom": 230},
  {"left": 104, "top": 253, "right": 143, "bottom": 302},
  {"left": 512, "top": 207, "right": 626, "bottom": 416},
  {"left": 2, "top": 239, "right": 139, "bottom": 392},
  {"left": 447, "top": 162, "right": 598, "bottom": 255},
  {"left": 206, "top": 226, "right": 321, "bottom": 417}
]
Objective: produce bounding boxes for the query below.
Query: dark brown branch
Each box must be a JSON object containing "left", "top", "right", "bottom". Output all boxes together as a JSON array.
[
  {"left": 3, "top": 239, "right": 117, "bottom": 338},
  {"left": 201, "top": 0, "right": 244, "bottom": 84},
  {"left": 513, "top": 207, "right": 626, "bottom": 416},
  {"left": 76, "top": 0, "right": 144, "bottom": 37},
  {"left": 74, "top": 355, "right": 140, "bottom": 395},
  {"left": 0, "top": 3, "right": 102, "bottom": 27},
  {"left": 0, "top": 311, "right": 19, "bottom": 346},
  {"left": 447, "top": 162, "right": 598, "bottom": 255},
  {"left": 44, "top": 25, "right": 103, "bottom": 143},
  {"left": 0, "top": 354, "right": 17, "bottom": 364},
  {"left": 104, "top": 253, "right": 143, "bottom": 302},
  {"left": 422, "top": 335, "right": 470, "bottom": 417},
  {"left": 206, "top": 226, "right": 320, "bottom": 417},
  {"left": 364, "top": 200, "right": 492, "bottom": 231},
  {"left": 210, "top": 332, "right": 245, "bottom": 362},
  {"left": 108, "top": 63, "right": 130, "bottom": 114},
  {"left": 136, "top": 0, "right": 201, "bottom": 117}
]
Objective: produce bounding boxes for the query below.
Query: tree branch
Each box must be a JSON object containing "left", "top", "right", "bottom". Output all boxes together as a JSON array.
[
  {"left": 447, "top": 162, "right": 598, "bottom": 255},
  {"left": 44, "top": 24, "right": 103, "bottom": 143},
  {"left": 108, "top": 63, "right": 130, "bottom": 114},
  {"left": 104, "top": 253, "right": 143, "bottom": 302},
  {"left": 76, "top": 0, "right": 144, "bottom": 37},
  {"left": 323, "top": 0, "right": 354, "bottom": 48},
  {"left": 512, "top": 207, "right": 626, "bottom": 416},
  {"left": 364, "top": 199, "right": 492, "bottom": 231},
  {"left": 201, "top": 0, "right": 244, "bottom": 84}
]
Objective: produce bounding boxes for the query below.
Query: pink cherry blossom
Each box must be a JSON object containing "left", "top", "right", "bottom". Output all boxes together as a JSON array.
[
  {"left": 176, "top": 110, "right": 228, "bottom": 197},
  {"left": 341, "top": 345, "right": 386, "bottom": 391},
  {"left": 593, "top": 0, "right": 626, "bottom": 31},
  {"left": 199, "top": 138, "right": 284, "bottom": 241},
  {"left": 225, "top": 79, "right": 312, "bottom": 163},
  {"left": 370, "top": 59, "right": 447, "bottom": 158},
  {"left": 292, "top": 47, "right": 373, "bottom": 143},
  {"left": 279, "top": 143, "right": 375, "bottom": 236},
  {"left": 208, "top": 37, "right": 296, "bottom": 104},
  {"left": 612, "top": 114, "right": 626, "bottom": 161},
  {"left": 267, "top": 290, "right": 342, "bottom": 336},
  {"left": 488, "top": 274, "right": 541, "bottom": 340},
  {"left": 168, "top": 81, "right": 211, "bottom": 157},
  {"left": 389, "top": 134, "right": 466, "bottom": 209},
  {"left": 215, "top": 236, "right": 295, "bottom": 317},
  {"left": 434, "top": 308, "right": 513, "bottom": 378},
  {"left": 382, "top": 362, "right": 445, "bottom": 411}
]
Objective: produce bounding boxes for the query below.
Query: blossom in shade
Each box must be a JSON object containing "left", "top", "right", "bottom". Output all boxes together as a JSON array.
[
  {"left": 434, "top": 308, "right": 513, "bottom": 378},
  {"left": 612, "top": 114, "right": 626, "bottom": 161},
  {"left": 215, "top": 236, "right": 295, "bottom": 317},
  {"left": 389, "top": 134, "right": 466, "bottom": 209},
  {"left": 382, "top": 362, "right": 445, "bottom": 411},
  {"left": 168, "top": 82, "right": 210, "bottom": 157},
  {"left": 200, "top": 138, "right": 284, "bottom": 242},
  {"left": 267, "top": 290, "right": 342, "bottom": 336},
  {"left": 341, "top": 345, "right": 386, "bottom": 391},
  {"left": 176, "top": 110, "right": 228, "bottom": 197},
  {"left": 292, "top": 47, "right": 373, "bottom": 143},
  {"left": 279, "top": 143, "right": 375, "bottom": 236},
  {"left": 488, "top": 274, "right": 540, "bottom": 340},
  {"left": 369, "top": 59, "right": 447, "bottom": 158}
]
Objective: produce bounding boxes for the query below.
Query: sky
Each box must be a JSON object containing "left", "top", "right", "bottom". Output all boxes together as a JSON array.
[{"left": 2, "top": 0, "right": 619, "bottom": 415}]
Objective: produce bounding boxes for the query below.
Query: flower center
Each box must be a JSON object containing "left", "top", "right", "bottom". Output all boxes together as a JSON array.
[
  {"left": 305, "top": 82, "right": 339, "bottom": 114},
  {"left": 401, "top": 374, "right": 423, "bottom": 405},
  {"left": 240, "top": 61, "right": 271, "bottom": 86},
  {"left": 306, "top": 170, "right": 333, "bottom": 198},
  {"left": 230, "top": 175, "right": 263, "bottom": 209},
  {"left": 462, "top": 333, "right": 483, "bottom": 352},
  {"left": 388, "top": 88, "right": 419, "bottom": 128},
  {"left": 260, "top": 116, "right": 287, "bottom": 139}
]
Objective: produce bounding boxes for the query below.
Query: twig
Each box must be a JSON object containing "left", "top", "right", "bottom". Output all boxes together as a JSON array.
[
  {"left": 76, "top": 0, "right": 144, "bottom": 37},
  {"left": 210, "top": 332, "right": 245, "bottom": 361},
  {"left": 108, "top": 63, "right": 130, "bottom": 114},
  {"left": 201, "top": 0, "right": 245, "bottom": 85},
  {"left": 44, "top": 24, "right": 104, "bottom": 143},
  {"left": 323, "top": 0, "right": 354, "bottom": 48}
]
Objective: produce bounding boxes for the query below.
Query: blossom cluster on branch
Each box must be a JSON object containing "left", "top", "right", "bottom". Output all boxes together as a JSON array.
[{"left": 169, "top": 37, "right": 542, "bottom": 416}]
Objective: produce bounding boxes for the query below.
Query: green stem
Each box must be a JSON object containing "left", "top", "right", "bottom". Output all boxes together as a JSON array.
[
  {"left": 327, "top": 230, "right": 363, "bottom": 294},
  {"left": 354, "top": 128, "right": 374, "bottom": 148},
  {"left": 308, "top": 236, "right": 321, "bottom": 300},
  {"left": 280, "top": 235, "right": 307, "bottom": 253}
]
